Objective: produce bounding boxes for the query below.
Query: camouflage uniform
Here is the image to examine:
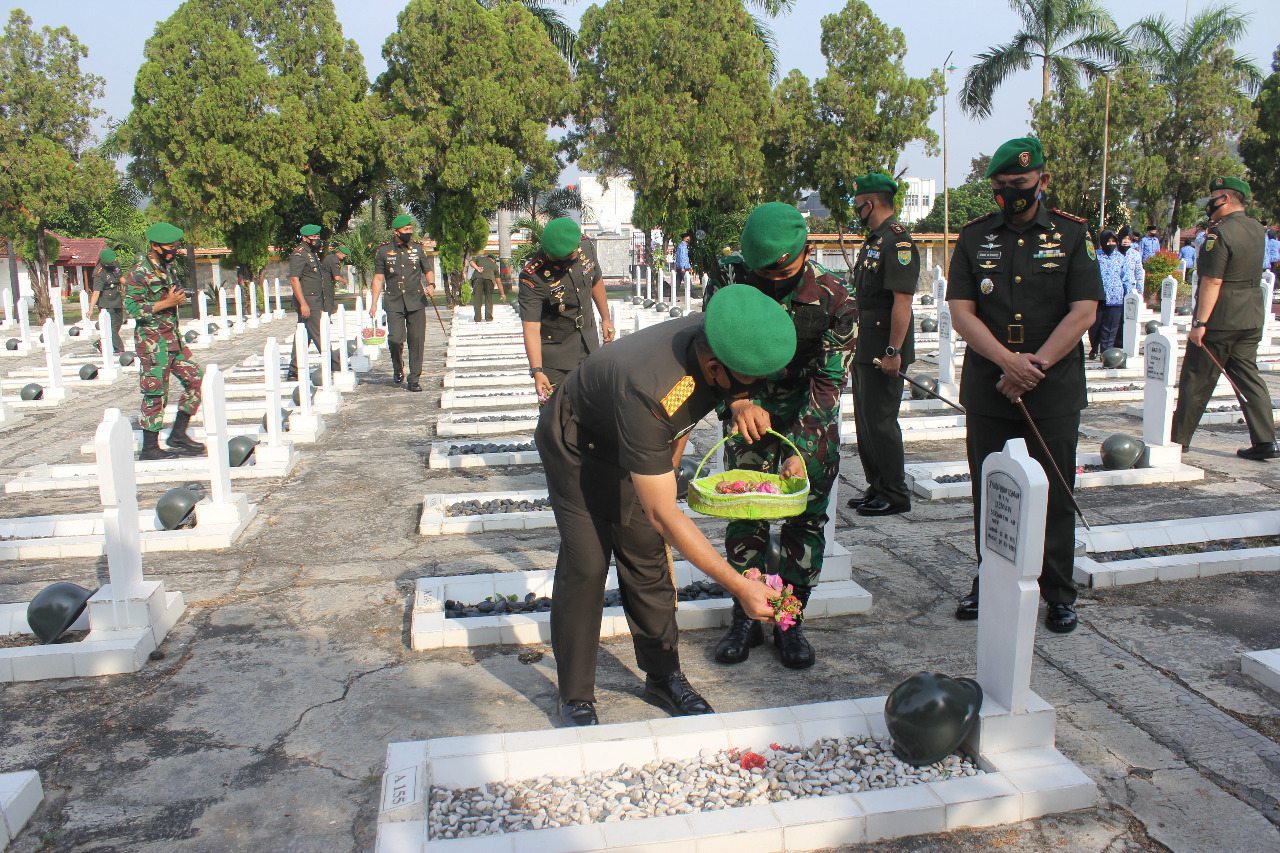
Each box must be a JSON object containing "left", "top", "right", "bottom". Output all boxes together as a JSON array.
[
  {"left": 123, "top": 258, "right": 203, "bottom": 431},
  {"left": 718, "top": 260, "right": 858, "bottom": 586}
]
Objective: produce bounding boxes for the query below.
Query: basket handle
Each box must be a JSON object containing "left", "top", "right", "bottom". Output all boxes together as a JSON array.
[{"left": 692, "top": 428, "right": 807, "bottom": 481}]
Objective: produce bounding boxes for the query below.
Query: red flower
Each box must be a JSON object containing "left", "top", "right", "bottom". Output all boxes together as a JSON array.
[{"left": 740, "top": 752, "right": 766, "bottom": 770}]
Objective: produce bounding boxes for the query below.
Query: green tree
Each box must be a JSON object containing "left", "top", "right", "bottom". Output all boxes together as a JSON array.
[
  {"left": 0, "top": 9, "right": 112, "bottom": 321},
  {"left": 335, "top": 217, "right": 391, "bottom": 289},
  {"left": 760, "top": 69, "right": 819, "bottom": 204},
  {"left": 478, "top": 1, "right": 578, "bottom": 64},
  {"left": 574, "top": 0, "right": 772, "bottom": 260},
  {"left": 1240, "top": 47, "right": 1280, "bottom": 222},
  {"left": 960, "top": 0, "right": 1129, "bottom": 120},
  {"left": 1127, "top": 3, "right": 1262, "bottom": 244},
  {"left": 966, "top": 154, "right": 992, "bottom": 183},
  {"left": 912, "top": 181, "right": 998, "bottom": 234},
  {"left": 378, "top": 0, "right": 571, "bottom": 304},
  {"left": 128, "top": 0, "right": 373, "bottom": 280}
]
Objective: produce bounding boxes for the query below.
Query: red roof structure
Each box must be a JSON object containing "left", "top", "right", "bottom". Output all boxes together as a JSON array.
[{"left": 46, "top": 232, "right": 107, "bottom": 267}]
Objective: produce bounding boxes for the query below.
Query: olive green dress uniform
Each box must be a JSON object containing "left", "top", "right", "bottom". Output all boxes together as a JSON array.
[
  {"left": 947, "top": 204, "right": 1104, "bottom": 605},
  {"left": 91, "top": 261, "right": 126, "bottom": 353},
  {"left": 850, "top": 215, "right": 918, "bottom": 509},
  {"left": 288, "top": 242, "right": 339, "bottom": 375},
  {"left": 471, "top": 255, "right": 501, "bottom": 322},
  {"left": 536, "top": 314, "right": 716, "bottom": 703},
  {"left": 1171, "top": 210, "right": 1275, "bottom": 446},
  {"left": 319, "top": 253, "right": 344, "bottom": 306},
  {"left": 518, "top": 241, "right": 602, "bottom": 385},
  {"left": 373, "top": 239, "right": 433, "bottom": 385}
]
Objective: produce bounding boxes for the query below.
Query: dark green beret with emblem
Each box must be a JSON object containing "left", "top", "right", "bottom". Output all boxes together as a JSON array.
[
  {"left": 145, "top": 222, "right": 184, "bottom": 244},
  {"left": 703, "top": 284, "right": 797, "bottom": 376},
  {"left": 541, "top": 217, "right": 582, "bottom": 259},
  {"left": 1209, "top": 175, "right": 1250, "bottom": 198},
  {"left": 740, "top": 202, "right": 808, "bottom": 271},
  {"left": 300, "top": 224, "right": 321, "bottom": 237},
  {"left": 852, "top": 173, "right": 898, "bottom": 196},
  {"left": 391, "top": 214, "right": 414, "bottom": 229},
  {"left": 98, "top": 249, "right": 116, "bottom": 263},
  {"left": 986, "top": 136, "right": 1044, "bottom": 178}
]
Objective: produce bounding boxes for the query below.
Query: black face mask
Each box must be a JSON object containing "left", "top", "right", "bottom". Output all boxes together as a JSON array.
[
  {"left": 994, "top": 184, "right": 1039, "bottom": 216},
  {"left": 713, "top": 364, "right": 769, "bottom": 403},
  {"left": 396, "top": 231, "right": 413, "bottom": 245},
  {"left": 1205, "top": 197, "right": 1228, "bottom": 221},
  {"left": 855, "top": 200, "right": 874, "bottom": 227},
  {"left": 1103, "top": 243, "right": 1117, "bottom": 255},
  {"left": 157, "top": 247, "right": 178, "bottom": 264}
]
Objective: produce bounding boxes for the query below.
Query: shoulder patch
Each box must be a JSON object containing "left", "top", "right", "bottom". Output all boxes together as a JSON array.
[
  {"left": 377, "top": 241, "right": 390, "bottom": 247},
  {"left": 962, "top": 211, "right": 999, "bottom": 228},
  {"left": 1052, "top": 208, "right": 1087, "bottom": 224},
  {"left": 660, "top": 376, "right": 696, "bottom": 417}
]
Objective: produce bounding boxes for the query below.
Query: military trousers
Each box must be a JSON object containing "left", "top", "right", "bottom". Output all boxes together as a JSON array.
[
  {"left": 1171, "top": 328, "right": 1275, "bottom": 447},
  {"left": 385, "top": 303, "right": 426, "bottom": 384},
  {"left": 724, "top": 390, "right": 841, "bottom": 587},
  {"left": 535, "top": 388, "right": 681, "bottom": 703},
  {"left": 850, "top": 362, "right": 910, "bottom": 508},
  {"left": 472, "top": 279, "right": 497, "bottom": 322},
  {"left": 288, "top": 309, "right": 340, "bottom": 377},
  {"left": 136, "top": 321, "right": 203, "bottom": 433},
  {"left": 965, "top": 411, "right": 1080, "bottom": 605}
]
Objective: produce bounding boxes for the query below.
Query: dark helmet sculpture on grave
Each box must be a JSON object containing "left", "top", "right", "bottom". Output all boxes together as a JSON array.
[
  {"left": 1143, "top": 320, "right": 1160, "bottom": 334},
  {"left": 228, "top": 435, "right": 258, "bottom": 467},
  {"left": 1101, "top": 434, "right": 1145, "bottom": 470},
  {"left": 184, "top": 330, "right": 199, "bottom": 343},
  {"left": 670, "top": 307, "right": 683, "bottom": 317},
  {"left": 119, "top": 352, "right": 136, "bottom": 366},
  {"left": 884, "top": 672, "right": 984, "bottom": 766},
  {"left": 1101, "top": 348, "right": 1127, "bottom": 369},
  {"left": 674, "top": 457, "right": 698, "bottom": 500},
  {"left": 909, "top": 374, "right": 939, "bottom": 400},
  {"left": 20, "top": 383, "right": 43, "bottom": 401},
  {"left": 78, "top": 364, "right": 98, "bottom": 381},
  {"left": 921, "top": 293, "right": 935, "bottom": 306},
  {"left": 156, "top": 487, "right": 201, "bottom": 531},
  {"left": 27, "top": 582, "right": 96, "bottom": 644},
  {"left": 68, "top": 326, "right": 80, "bottom": 337},
  {"left": 5, "top": 338, "right": 17, "bottom": 350},
  {"left": 920, "top": 317, "right": 938, "bottom": 333}
]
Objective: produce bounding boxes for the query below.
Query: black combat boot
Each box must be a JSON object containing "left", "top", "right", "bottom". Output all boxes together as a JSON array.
[
  {"left": 774, "top": 584, "right": 815, "bottom": 669},
  {"left": 166, "top": 411, "right": 206, "bottom": 456},
  {"left": 714, "top": 600, "right": 764, "bottom": 664},
  {"left": 389, "top": 343, "right": 405, "bottom": 384},
  {"left": 139, "top": 429, "right": 178, "bottom": 461}
]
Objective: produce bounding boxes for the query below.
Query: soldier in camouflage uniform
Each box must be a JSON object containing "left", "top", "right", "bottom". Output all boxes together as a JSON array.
[
  {"left": 90, "top": 248, "right": 126, "bottom": 354},
  {"left": 711, "top": 203, "right": 858, "bottom": 670},
  {"left": 123, "top": 222, "right": 205, "bottom": 461}
]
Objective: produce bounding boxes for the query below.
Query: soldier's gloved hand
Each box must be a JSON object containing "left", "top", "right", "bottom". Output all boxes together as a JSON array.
[
  {"left": 735, "top": 577, "right": 779, "bottom": 622},
  {"left": 729, "top": 400, "right": 771, "bottom": 443}
]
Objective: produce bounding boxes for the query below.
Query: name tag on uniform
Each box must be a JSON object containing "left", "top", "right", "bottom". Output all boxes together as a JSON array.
[{"left": 976, "top": 251, "right": 1001, "bottom": 260}]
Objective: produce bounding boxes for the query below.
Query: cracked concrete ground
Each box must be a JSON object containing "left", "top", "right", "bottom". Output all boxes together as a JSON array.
[{"left": 2, "top": 298, "right": 1280, "bottom": 852}]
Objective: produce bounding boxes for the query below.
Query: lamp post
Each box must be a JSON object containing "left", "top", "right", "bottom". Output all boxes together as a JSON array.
[
  {"left": 941, "top": 53, "right": 956, "bottom": 271},
  {"left": 1099, "top": 73, "right": 1111, "bottom": 231}
]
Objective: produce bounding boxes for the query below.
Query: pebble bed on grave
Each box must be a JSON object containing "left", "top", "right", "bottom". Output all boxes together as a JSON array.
[
  {"left": 427, "top": 737, "right": 981, "bottom": 840},
  {"left": 449, "top": 415, "right": 534, "bottom": 424},
  {"left": 446, "top": 441, "right": 536, "bottom": 456},
  {"left": 1091, "top": 534, "right": 1280, "bottom": 563},
  {"left": 936, "top": 464, "right": 1106, "bottom": 484},
  {"left": 444, "top": 497, "right": 552, "bottom": 516},
  {"left": 444, "top": 581, "right": 727, "bottom": 618}
]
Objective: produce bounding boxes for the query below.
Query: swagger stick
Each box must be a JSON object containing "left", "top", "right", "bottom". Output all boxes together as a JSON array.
[
  {"left": 1012, "top": 396, "right": 1091, "bottom": 531},
  {"left": 429, "top": 295, "right": 448, "bottom": 335},
  {"left": 1199, "top": 345, "right": 1249, "bottom": 406},
  {"left": 873, "top": 358, "right": 967, "bottom": 413}
]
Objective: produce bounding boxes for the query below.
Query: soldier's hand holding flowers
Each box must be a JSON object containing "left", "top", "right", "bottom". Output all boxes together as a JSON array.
[{"left": 742, "top": 568, "right": 804, "bottom": 630}]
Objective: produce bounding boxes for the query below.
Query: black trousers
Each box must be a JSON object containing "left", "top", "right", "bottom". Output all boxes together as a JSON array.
[
  {"left": 288, "top": 310, "right": 340, "bottom": 375},
  {"left": 1171, "top": 327, "right": 1276, "bottom": 447},
  {"left": 386, "top": 304, "right": 426, "bottom": 383},
  {"left": 850, "top": 362, "right": 910, "bottom": 507},
  {"left": 536, "top": 387, "right": 680, "bottom": 703},
  {"left": 966, "top": 411, "right": 1081, "bottom": 605},
  {"left": 102, "top": 306, "right": 124, "bottom": 353},
  {"left": 1088, "top": 305, "right": 1123, "bottom": 354}
]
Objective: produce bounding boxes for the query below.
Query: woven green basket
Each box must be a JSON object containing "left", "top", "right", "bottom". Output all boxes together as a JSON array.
[
  {"left": 686, "top": 429, "right": 809, "bottom": 520},
  {"left": 361, "top": 326, "right": 387, "bottom": 346}
]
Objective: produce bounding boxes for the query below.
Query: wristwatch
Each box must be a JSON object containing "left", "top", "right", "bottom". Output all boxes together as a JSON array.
[
  {"left": 530, "top": 367, "right": 545, "bottom": 377},
  {"left": 884, "top": 345, "right": 899, "bottom": 357},
  {"left": 1191, "top": 319, "right": 1208, "bottom": 328}
]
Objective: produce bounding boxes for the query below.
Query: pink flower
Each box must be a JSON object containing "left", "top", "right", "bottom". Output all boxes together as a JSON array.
[
  {"left": 764, "top": 574, "right": 785, "bottom": 593},
  {"left": 743, "top": 568, "right": 762, "bottom": 582},
  {"left": 740, "top": 752, "right": 766, "bottom": 770},
  {"left": 777, "top": 613, "right": 796, "bottom": 631},
  {"left": 755, "top": 482, "right": 781, "bottom": 494}
]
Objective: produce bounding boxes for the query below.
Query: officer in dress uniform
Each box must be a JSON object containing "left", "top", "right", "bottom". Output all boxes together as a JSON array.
[
  {"left": 468, "top": 252, "right": 504, "bottom": 322},
  {"left": 90, "top": 248, "right": 126, "bottom": 354},
  {"left": 846, "top": 173, "right": 918, "bottom": 517},
  {"left": 519, "top": 218, "right": 615, "bottom": 400},
  {"left": 712, "top": 203, "right": 859, "bottom": 670},
  {"left": 1171, "top": 176, "right": 1278, "bottom": 460},
  {"left": 947, "top": 136, "right": 1103, "bottom": 635},
  {"left": 370, "top": 214, "right": 435, "bottom": 391},
  {"left": 287, "top": 225, "right": 340, "bottom": 380},
  {"left": 321, "top": 244, "right": 348, "bottom": 301},
  {"left": 537, "top": 284, "right": 795, "bottom": 726}
]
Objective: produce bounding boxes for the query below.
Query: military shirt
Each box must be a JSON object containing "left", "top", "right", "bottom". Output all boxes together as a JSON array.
[
  {"left": 851, "top": 215, "right": 918, "bottom": 366},
  {"left": 472, "top": 255, "right": 500, "bottom": 284},
  {"left": 122, "top": 259, "right": 183, "bottom": 327},
  {"left": 92, "top": 262, "right": 124, "bottom": 310},
  {"left": 518, "top": 245, "right": 602, "bottom": 371},
  {"left": 288, "top": 242, "right": 324, "bottom": 308},
  {"left": 947, "top": 204, "right": 1104, "bottom": 419},
  {"left": 1196, "top": 211, "right": 1267, "bottom": 331},
  {"left": 317, "top": 253, "right": 344, "bottom": 312},
  {"left": 373, "top": 239, "right": 433, "bottom": 311}
]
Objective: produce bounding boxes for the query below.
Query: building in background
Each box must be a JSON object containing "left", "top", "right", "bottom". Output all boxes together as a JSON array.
[
  {"left": 578, "top": 173, "right": 635, "bottom": 235},
  {"left": 900, "top": 177, "right": 936, "bottom": 225}
]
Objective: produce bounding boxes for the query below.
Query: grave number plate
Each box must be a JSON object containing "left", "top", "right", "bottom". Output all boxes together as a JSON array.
[
  {"left": 985, "top": 470, "right": 1021, "bottom": 563},
  {"left": 380, "top": 766, "right": 420, "bottom": 813},
  {"left": 1145, "top": 341, "right": 1167, "bottom": 382}
]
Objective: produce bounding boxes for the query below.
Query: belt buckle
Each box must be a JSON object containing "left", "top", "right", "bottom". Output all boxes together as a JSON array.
[
  {"left": 574, "top": 315, "right": 585, "bottom": 330},
  {"left": 1007, "top": 324, "right": 1024, "bottom": 344}
]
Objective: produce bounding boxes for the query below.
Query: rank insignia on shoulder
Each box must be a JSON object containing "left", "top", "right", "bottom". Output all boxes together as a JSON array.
[
  {"left": 890, "top": 223, "right": 907, "bottom": 234},
  {"left": 660, "top": 376, "right": 696, "bottom": 416},
  {"left": 1052, "top": 208, "right": 1086, "bottom": 223},
  {"left": 964, "top": 211, "right": 998, "bottom": 228},
  {"left": 980, "top": 278, "right": 994, "bottom": 294}
]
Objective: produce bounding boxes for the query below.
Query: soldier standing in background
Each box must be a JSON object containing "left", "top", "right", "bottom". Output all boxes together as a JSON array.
[
  {"left": 122, "top": 222, "right": 206, "bottom": 461},
  {"left": 468, "top": 252, "right": 504, "bottom": 322},
  {"left": 90, "top": 248, "right": 126, "bottom": 354},
  {"left": 287, "top": 224, "right": 339, "bottom": 381},
  {"left": 370, "top": 214, "right": 435, "bottom": 391}
]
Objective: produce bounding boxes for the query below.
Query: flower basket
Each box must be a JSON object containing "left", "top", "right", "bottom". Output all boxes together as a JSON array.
[
  {"left": 687, "top": 430, "right": 809, "bottom": 520},
  {"left": 361, "top": 326, "right": 387, "bottom": 346}
]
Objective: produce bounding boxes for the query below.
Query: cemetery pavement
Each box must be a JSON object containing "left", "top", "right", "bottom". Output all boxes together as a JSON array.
[{"left": 1, "top": 307, "right": 1280, "bottom": 851}]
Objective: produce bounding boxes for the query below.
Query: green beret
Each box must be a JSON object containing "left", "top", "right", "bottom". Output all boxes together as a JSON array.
[
  {"left": 541, "top": 217, "right": 581, "bottom": 259},
  {"left": 145, "top": 222, "right": 184, "bottom": 244},
  {"left": 1209, "top": 175, "right": 1250, "bottom": 198},
  {"left": 986, "top": 136, "right": 1044, "bottom": 177},
  {"left": 740, "top": 202, "right": 808, "bottom": 271},
  {"left": 704, "top": 284, "right": 797, "bottom": 376},
  {"left": 300, "top": 224, "right": 321, "bottom": 237},
  {"left": 98, "top": 249, "right": 116, "bottom": 264},
  {"left": 852, "top": 173, "right": 898, "bottom": 196},
  {"left": 391, "top": 214, "right": 414, "bottom": 229},
  {"left": 334, "top": 246, "right": 349, "bottom": 255}
]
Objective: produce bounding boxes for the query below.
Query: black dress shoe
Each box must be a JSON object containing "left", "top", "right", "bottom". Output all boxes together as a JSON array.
[
  {"left": 714, "top": 601, "right": 764, "bottom": 664},
  {"left": 407, "top": 382, "right": 422, "bottom": 392},
  {"left": 856, "top": 498, "right": 910, "bottom": 516},
  {"left": 1045, "top": 602, "right": 1078, "bottom": 634},
  {"left": 559, "top": 701, "right": 598, "bottom": 726},
  {"left": 955, "top": 593, "right": 979, "bottom": 621},
  {"left": 643, "top": 672, "right": 714, "bottom": 716},
  {"left": 846, "top": 492, "right": 875, "bottom": 509},
  {"left": 393, "top": 369, "right": 404, "bottom": 384},
  {"left": 1237, "top": 442, "right": 1280, "bottom": 461}
]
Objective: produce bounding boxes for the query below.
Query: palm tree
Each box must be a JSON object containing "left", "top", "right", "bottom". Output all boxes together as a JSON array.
[
  {"left": 744, "top": 0, "right": 795, "bottom": 84},
  {"left": 1127, "top": 3, "right": 1262, "bottom": 94},
  {"left": 960, "top": 0, "right": 1129, "bottom": 119}
]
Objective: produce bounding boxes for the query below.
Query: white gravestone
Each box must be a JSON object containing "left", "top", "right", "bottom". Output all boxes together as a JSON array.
[
  {"left": 1121, "top": 290, "right": 1142, "bottom": 358},
  {"left": 77, "top": 289, "right": 91, "bottom": 333},
  {"left": 1, "top": 287, "right": 13, "bottom": 328},
  {"left": 645, "top": 266, "right": 652, "bottom": 301},
  {"left": 334, "top": 306, "right": 359, "bottom": 389},
  {"left": 247, "top": 278, "right": 260, "bottom": 329},
  {"left": 1141, "top": 329, "right": 1182, "bottom": 466},
  {"left": 262, "top": 277, "right": 273, "bottom": 318},
  {"left": 49, "top": 284, "right": 66, "bottom": 340},
  {"left": 313, "top": 313, "right": 343, "bottom": 414},
  {"left": 232, "top": 285, "right": 244, "bottom": 329},
  {"left": 0, "top": 367, "right": 17, "bottom": 424},
  {"left": 255, "top": 339, "right": 296, "bottom": 467},
  {"left": 684, "top": 273, "right": 692, "bottom": 313},
  {"left": 933, "top": 268, "right": 946, "bottom": 306},
  {"left": 976, "top": 438, "right": 1048, "bottom": 714},
  {"left": 1261, "top": 271, "right": 1276, "bottom": 344},
  {"left": 196, "top": 290, "right": 211, "bottom": 345},
  {"left": 41, "top": 319, "right": 69, "bottom": 402},
  {"left": 16, "top": 298, "right": 33, "bottom": 352},
  {"left": 273, "top": 278, "right": 284, "bottom": 318},
  {"left": 937, "top": 300, "right": 958, "bottom": 397},
  {"left": 1160, "top": 275, "right": 1176, "bottom": 327},
  {"left": 217, "top": 287, "right": 232, "bottom": 340},
  {"left": 351, "top": 296, "right": 374, "bottom": 368},
  {"left": 633, "top": 267, "right": 641, "bottom": 299},
  {"left": 290, "top": 324, "right": 325, "bottom": 438},
  {"left": 98, "top": 309, "right": 119, "bottom": 381},
  {"left": 198, "top": 364, "right": 251, "bottom": 526}
]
